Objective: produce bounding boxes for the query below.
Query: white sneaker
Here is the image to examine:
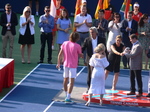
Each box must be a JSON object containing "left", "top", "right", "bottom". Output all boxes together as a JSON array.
[{"left": 52, "top": 45, "right": 54, "bottom": 50}]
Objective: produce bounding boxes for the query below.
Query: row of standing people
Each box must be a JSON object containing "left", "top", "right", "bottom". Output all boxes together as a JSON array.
[{"left": 1, "top": 3, "right": 150, "bottom": 67}]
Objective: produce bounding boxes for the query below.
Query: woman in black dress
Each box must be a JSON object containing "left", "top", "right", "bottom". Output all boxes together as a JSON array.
[
  {"left": 18, "top": 6, "right": 35, "bottom": 64},
  {"left": 105, "top": 35, "right": 125, "bottom": 90}
]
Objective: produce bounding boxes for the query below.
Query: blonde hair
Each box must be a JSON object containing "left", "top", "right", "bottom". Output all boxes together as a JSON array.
[
  {"left": 94, "top": 43, "right": 105, "bottom": 53},
  {"left": 22, "top": 6, "right": 32, "bottom": 17},
  {"left": 116, "top": 35, "right": 122, "bottom": 40}
]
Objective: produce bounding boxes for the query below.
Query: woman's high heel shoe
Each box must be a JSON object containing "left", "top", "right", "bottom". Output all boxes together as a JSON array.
[{"left": 85, "top": 102, "right": 90, "bottom": 106}]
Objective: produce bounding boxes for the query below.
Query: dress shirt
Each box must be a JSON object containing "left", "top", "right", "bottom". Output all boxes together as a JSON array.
[
  {"left": 127, "top": 19, "right": 132, "bottom": 36},
  {"left": 39, "top": 14, "right": 54, "bottom": 33},
  {"left": 6, "top": 12, "right": 11, "bottom": 30},
  {"left": 131, "top": 40, "right": 139, "bottom": 52},
  {"left": 91, "top": 36, "right": 98, "bottom": 54}
]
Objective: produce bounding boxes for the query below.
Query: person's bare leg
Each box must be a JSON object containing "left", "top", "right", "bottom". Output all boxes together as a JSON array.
[
  {"left": 66, "top": 78, "right": 75, "bottom": 99},
  {"left": 68, "top": 78, "right": 75, "bottom": 94},
  {"left": 105, "top": 70, "right": 110, "bottom": 80},
  {"left": 20, "top": 44, "right": 26, "bottom": 63},
  {"left": 100, "top": 94, "right": 104, "bottom": 105},
  {"left": 63, "top": 77, "right": 69, "bottom": 93},
  {"left": 27, "top": 44, "right": 32, "bottom": 63},
  {"left": 112, "top": 72, "right": 119, "bottom": 90},
  {"left": 85, "top": 94, "right": 92, "bottom": 106},
  {"left": 145, "top": 50, "right": 149, "bottom": 69},
  {"left": 52, "top": 31, "right": 56, "bottom": 49}
]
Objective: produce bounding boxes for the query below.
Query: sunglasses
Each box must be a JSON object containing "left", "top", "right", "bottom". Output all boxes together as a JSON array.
[
  {"left": 45, "top": 10, "right": 50, "bottom": 12},
  {"left": 7, "top": 7, "right": 11, "bottom": 10},
  {"left": 26, "top": 11, "right": 31, "bottom": 13},
  {"left": 143, "top": 18, "right": 148, "bottom": 20}
]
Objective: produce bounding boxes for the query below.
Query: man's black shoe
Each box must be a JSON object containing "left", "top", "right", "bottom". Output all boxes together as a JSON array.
[
  {"left": 146, "top": 93, "right": 150, "bottom": 97},
  {"left": 37, "top": 60, "right": 43, "bottom": 64},
  {"left": 48, "top": 61, "right": 53, "bottom": 64}
]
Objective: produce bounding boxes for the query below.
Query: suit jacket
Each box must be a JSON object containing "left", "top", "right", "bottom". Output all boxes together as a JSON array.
[
  {"left": 0, "top": 12, "right": 18, "bottom": 35},
  {"left": 125, "top": 41, "right": 143, "bottom": 70},
  {"left": 82, "top": 36, "right": 104, "bottom": 63},
  {"left": 19, "top": 15, "right": 35, "bottom": 35},
  {"left": 120, "top": 19, "right": 138, "bottom": 48}
]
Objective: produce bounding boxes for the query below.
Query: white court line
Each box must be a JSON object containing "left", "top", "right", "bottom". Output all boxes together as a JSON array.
[
  {"left": 0, "top": 64, "right": 41, "bottom": 102},
  {"left": 43, "top": 66, "right": 86, "bottom": 112},
  {"left": 43, "top": 101, "right": 55, "bottom": 112},
  {"left": 76, "top": 66, "right": 86, "bottom": 77}
]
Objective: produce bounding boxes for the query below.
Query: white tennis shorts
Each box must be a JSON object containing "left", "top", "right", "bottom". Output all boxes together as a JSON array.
[{"left": 63, "top": 67, "right": 77, "bottom": 78}]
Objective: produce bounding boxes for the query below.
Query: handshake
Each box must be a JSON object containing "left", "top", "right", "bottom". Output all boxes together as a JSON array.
[{"left": 123, "top": 47, "right": 130, "bottom": 54}]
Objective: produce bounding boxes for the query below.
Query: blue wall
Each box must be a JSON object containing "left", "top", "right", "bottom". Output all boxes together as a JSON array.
[{"left": 0, "top": 0, "right": 149, "bottom": 17}]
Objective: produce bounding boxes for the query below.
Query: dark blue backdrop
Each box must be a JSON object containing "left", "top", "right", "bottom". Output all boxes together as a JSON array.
[{"left": 0, "top": 0, "right": 150, "bottom": 18}]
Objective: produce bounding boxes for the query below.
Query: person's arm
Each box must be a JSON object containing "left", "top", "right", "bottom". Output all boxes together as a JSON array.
[
  {"left": 74, "top": 22, "right": 84, "bottom": 27},
  {"left": 56, "top": 48, "right": 63, "bottom": 69},
  {"left": 111, "top": 45, "right": 122, "bottom": 56},
  {"left": 99, "top": 20, "right": 108, "bottom": 32},
  {"left": 82, "top": 38, "right": 87, "bottom": 53},
  {"left": 147, "top": 46, "right": 150, "bottom": 58},
  {"left": 130, "top": 20, "right": 138, "bottom": 34},
  {"left": 0, "top": 14, "right": 6, "bottom": 27},
  {"left": 85, "top": 21, "right": 92, "bottom": 27},
  {"left": 29, "top": 15, "right": 35, "bottom": 26},
  {"left": 125, "top": 45, "right": 142, "bottom": 58},
  {"left": 47, "top": 17, "right": 55, "bottom": 29},
  {"left": 108, "top": 21, "right": 114, "bottom": 30},
  {"left": 120, "top": 20, "right": 127, "bottom": 33},
  {"left": 57, "top": 19, "right": 65, "bottom": 31},
  {"left": 64, "top": 19, "right": 72, "bottom": 32},
  {"left": 11, "top": 13, "right": 18, "bottom": 27},
  {"left": 38, "top": 16, "right": 44, "bottom": 28}
]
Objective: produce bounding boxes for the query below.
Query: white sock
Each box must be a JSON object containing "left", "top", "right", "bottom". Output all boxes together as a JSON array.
[{"left": 66, "top": 93, "right": 71, "bottom": 99}]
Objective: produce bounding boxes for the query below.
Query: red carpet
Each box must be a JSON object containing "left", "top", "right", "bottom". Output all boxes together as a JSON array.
[{"left": 83, "top": 90, "right": 150, "bottom": 107}]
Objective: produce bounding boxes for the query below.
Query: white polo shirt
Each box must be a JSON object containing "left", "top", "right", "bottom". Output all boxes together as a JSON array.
[{"left": 74, "top": 13, "right": 92, "bottom": 32}]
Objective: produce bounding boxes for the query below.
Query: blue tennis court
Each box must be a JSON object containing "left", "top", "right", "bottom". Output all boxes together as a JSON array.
[{"left": 0, "top": 64, "right": 149, "bottom": 112}]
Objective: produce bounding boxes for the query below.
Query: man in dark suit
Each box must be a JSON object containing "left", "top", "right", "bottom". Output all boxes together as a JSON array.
[
  {"left": 120, "top": 11, "right": 138, "bottom": 69},
  {"left": 124, "top": 34, "right": 143, "bottom": 97},
  {"left": 0, "top": 3, "right": 18, "bottom": 58},
  {"left": 82, "top": 26, "right": 105, "bottom": 91}
]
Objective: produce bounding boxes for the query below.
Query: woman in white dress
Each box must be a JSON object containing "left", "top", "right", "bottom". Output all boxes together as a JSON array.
[
  {"left": 107, "top": 13, "right": 121, "bottom": 52},
  {"left": 85, "top": 43, "right": 109, "bottom": 106}
]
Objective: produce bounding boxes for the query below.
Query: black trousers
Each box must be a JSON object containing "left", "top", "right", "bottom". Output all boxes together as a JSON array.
[
  {"left": 130, "top": 70, "right": 143, "bottom": 94},
  {"left": 40, "top": 32, "right": 53, "bottom": 61}
]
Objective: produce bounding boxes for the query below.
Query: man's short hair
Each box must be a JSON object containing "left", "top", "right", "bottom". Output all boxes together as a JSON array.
[
  {"left": 98, "top": 9, "right": 105, "bottom": 14},
  {"left": 128, "top": 11, "right": 133, "bottom": 15},
  {"left": 129, "top": 34, "right": 138, "bottom": 39},
  {"left": 89, "top": 26, "right": 98, "bottom": 34},
  {"left": 5, "top": 3, "right": 11, "bottom": 7},
  {"left": 45, "top": 6, "right": 50, "bottom": 9}
]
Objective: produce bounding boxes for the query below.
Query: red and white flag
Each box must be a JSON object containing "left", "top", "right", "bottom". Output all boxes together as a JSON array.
[{"left": 50, "top": 0, "right": 57, "bottom": 17}]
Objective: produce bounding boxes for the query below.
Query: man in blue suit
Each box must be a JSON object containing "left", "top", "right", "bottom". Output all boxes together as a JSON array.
[{"left": 120, "top": 11, "right": 138, "bottom": 69}]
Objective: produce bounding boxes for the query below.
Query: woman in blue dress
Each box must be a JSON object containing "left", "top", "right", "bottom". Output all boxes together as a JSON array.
[{"left": 57, "top": 9, "right": 72, "bottom": 51}]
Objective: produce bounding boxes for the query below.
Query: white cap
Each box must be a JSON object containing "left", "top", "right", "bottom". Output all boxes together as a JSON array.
[
  {"left": 134, "top": 4, "right": 139, "bottom": 7},
  {"left": 82, "top": 0, "right": 87, "bottom": 3}
]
